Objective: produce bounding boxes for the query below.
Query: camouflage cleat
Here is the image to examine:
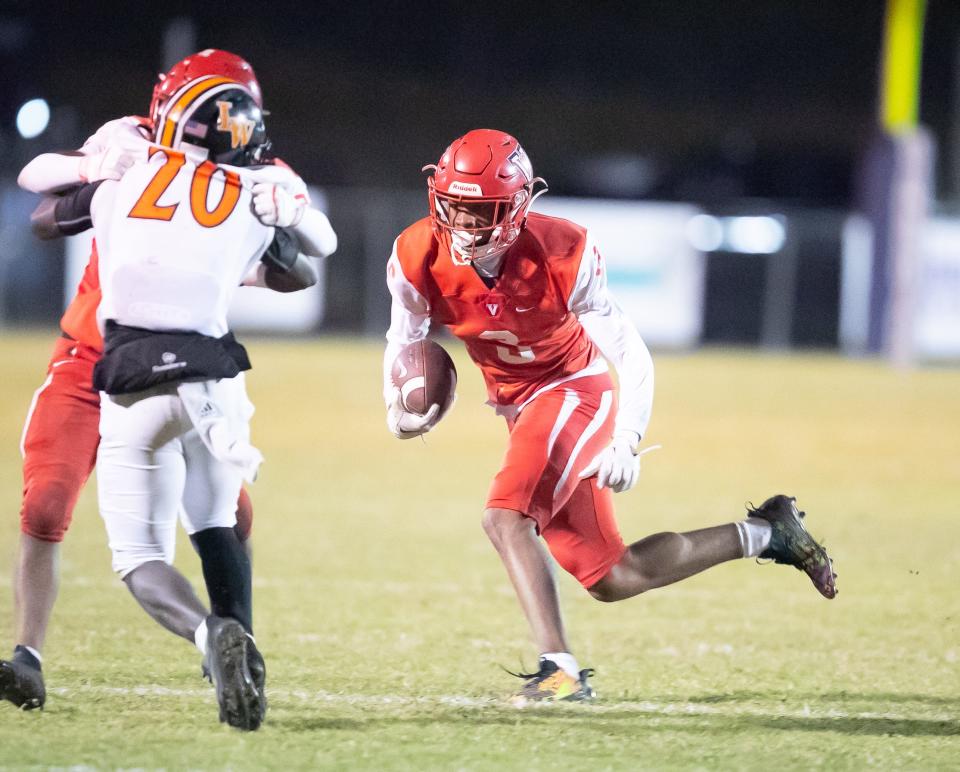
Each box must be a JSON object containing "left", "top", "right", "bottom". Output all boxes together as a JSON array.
[
  {"left": 205, "top": 616, "right": 266, "bottom": 731},
  {"left": 0, "top": 659, "right": 46, "bottom": 710},
  {"left": 509, "top": 659, "right": 595, "bottom": 707},
  {"left": 750, "top": 494, "right": 837, "bottom": 599}
]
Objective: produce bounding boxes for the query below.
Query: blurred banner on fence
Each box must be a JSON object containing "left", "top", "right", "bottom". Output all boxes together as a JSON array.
[
  {"left": 914, "top": 217, "right": 960, "bottom": 359},
  {"left": 841, "top": 211, "right": 960, "bottom": 360},
  {"left": 534, "top": 199, "right": 706, "bottom": 348}
]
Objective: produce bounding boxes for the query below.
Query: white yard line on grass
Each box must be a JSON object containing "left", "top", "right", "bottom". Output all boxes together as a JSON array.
[{"left": 46, "top": 685, "right": 959, "bottom": 723}]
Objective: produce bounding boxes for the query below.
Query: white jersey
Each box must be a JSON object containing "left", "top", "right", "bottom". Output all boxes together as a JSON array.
[{"left": 91, "top": 149, "right": 274, "bottom": 337}]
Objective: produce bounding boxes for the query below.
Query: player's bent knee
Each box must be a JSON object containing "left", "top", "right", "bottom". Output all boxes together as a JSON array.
[
  {"left": 482, "top": 507, "right": 534, "bottom": 546},
  {"left": 586, "top": 564, "right": 650, "bottom": 602},
  {"left": 586, "top": 577, "right": 623, "bottom": 603},
  {"left": 111, "top": 545, "right": 175, "bottom": 580},
  {"left": 20, "top": 482, "right": 79, "bottom": 542}
]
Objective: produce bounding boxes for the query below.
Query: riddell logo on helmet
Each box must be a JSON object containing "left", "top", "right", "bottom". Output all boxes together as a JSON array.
[
  {"left": 508, "top": 147, "right": 532, "bottom": 182},
  {"left": 216, "top": 100, "right": 256, "bottom": 149},
  {"left": 448, "top": 181, "right": 483, "bottom": 196}
]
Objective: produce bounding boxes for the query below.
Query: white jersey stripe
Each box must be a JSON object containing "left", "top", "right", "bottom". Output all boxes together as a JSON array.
[
  {"left": 516, "top": 357, "right": 609, "bottom": 415},
  {"left": 552, "top": 389, "right": 613, "bottom": 503},
  {"left": 547, "top": 389, "right": 580, "bottom": 457},
  {"left": 20, "top": 372, "right": 54, "bottom": 458}
]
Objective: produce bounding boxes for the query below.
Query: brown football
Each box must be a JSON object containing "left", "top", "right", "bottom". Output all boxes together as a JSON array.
[{"left": 391, "top": 339, "right": 458, "bottom": 418}]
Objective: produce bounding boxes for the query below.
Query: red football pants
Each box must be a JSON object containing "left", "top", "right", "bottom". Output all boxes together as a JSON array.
[
  {"left": 486, "top": 373, "right": 627, "bottom": 588},
  {"left": 20, "top": 336, "right": 253, "bottom": 543}
]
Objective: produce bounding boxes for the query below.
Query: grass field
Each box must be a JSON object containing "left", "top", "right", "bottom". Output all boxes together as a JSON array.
[{"left": 0, "top": 331, "right": 957, "bottom": 770}]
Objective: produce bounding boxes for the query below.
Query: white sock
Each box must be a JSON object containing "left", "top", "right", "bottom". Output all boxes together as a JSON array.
[
  {"left": 541, "top": 652, "right": 581, "bottom": 679},
  {"left": 736, "top": 518, "right": 772, "bottom": 557},
  {"left": 194, "top": 619, "right": 208, "bottom": 656},
  {"left": 24, "top": 645, "right": 42, "bottom": 664}
]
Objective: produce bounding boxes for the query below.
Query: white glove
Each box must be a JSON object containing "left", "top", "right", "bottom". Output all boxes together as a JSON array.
[
  {"left": 242, "top": 164, "right": 310, "bottom": 198},
  {"left": 251, "top": 182, "right": 306, "bottom": 227},
  {"left": 579, "top": 431, "right": 641, "bottom": 493},
  {"left": 386, "top": 387, "right": 441, "bottom": 440},
  {"left": 78, "top": 146, "right": 135, "bottom": 183}
]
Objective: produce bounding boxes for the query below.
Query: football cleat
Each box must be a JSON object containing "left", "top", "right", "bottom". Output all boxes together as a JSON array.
[
  {"left": 750, "top": 494, "right": 837, "bottom": 599},
  {"left": 509, "top": 658, "right": 595, "bottom": 707},
  {"left": 246, "top": 638, "right": 267, "bottom": 723},
  {"left": 205, "top": 616, "right": 266, "bottom": 730},
  {"left": 202, "top": 645, "right": 264, "bottom": 695},
  {"left": 0, "top": 658, "right": 46, "bottom": 710}
]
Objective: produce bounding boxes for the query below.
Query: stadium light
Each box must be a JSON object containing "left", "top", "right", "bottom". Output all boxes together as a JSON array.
[
  {"left": 685, "top": 214, "right": 724, "bottom": 252},
  {"left": 686, "top": 214, "right": 787, "bottom": 254},
  {"left": 16, "top": 98, "right": 50, "bottom": 139},
  {"left": 725, "top": 216, "right": 786, "bottom": 254}
]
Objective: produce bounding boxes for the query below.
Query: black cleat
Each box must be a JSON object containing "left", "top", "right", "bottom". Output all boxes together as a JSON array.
[
  {"left": 205, "top": 616, "right": 266, "bottom": 730},
  {"left": 202, "top": 638, "right": 266, "bottom": 721},
  {"left": 750, "top": 494, "right": 837, "bottom": 599},
  {"left": 246, "top": 638, "right": 267, "bottom": 723},
  {"left": 0, "top": 659, "right": 46, "bottom": 710}
]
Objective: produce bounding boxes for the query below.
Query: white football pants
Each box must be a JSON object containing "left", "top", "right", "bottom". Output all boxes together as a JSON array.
[{"left": 97, "top": 374, "right": 254, "bottom": 578}]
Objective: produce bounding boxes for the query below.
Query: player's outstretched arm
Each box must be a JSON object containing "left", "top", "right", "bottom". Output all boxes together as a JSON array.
[
  {"left": 19, "top": 148, "right": 134, "bottom": 195},
  {"left": 18, "top": 119, "right": 146, "bottom": 194},
  {"left": 29, "top": 182, "right": 105, "bottom": 240}
]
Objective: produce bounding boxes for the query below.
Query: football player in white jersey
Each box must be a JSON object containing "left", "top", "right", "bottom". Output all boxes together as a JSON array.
[
  {"left": 3, "top": 50, "right": 334, "bottom": 714},
  {"left": 27, "top": 78, "right": 314, "bottom": 731}
]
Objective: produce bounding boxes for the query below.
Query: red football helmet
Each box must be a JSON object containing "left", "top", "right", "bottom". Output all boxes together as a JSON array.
[
  {"left": 424, "top": 129, "right": 547, "bottom": 264},
  {"left": 149, "top": 49, "right": 262, "bottom": 132}
]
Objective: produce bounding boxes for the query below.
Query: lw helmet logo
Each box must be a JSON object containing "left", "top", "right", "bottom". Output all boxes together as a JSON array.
[{"left": 216, "top": 100, "right": 256, "bottom": 149}]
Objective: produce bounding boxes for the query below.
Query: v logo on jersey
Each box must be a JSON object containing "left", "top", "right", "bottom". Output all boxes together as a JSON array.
[{"left": 480, "top": 293, "right": 506, "bottom": 319}]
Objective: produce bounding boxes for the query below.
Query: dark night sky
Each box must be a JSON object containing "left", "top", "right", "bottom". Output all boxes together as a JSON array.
[{"left": 3, "top": 1, "right": 960, "bottom": 205}]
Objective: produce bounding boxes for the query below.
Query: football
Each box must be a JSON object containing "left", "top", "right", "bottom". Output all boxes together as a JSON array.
[{"left": 391, "top": 339, "right": 458, "bottom": 418}]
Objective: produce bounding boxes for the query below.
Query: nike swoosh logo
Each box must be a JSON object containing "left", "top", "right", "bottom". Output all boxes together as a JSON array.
[{"left": 515, "top": 306, "right": 535, "bottom": 313}]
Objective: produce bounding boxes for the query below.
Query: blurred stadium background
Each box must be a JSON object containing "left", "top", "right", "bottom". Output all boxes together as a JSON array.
[
  {"left": 1, "top": 1, "right": 958, "bottom": 769},
  {"left": 1, "top": 1, "right": 959, "bottom": 360}
]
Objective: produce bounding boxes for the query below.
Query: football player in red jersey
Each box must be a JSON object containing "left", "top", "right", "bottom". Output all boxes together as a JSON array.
[
  {"left": 384, "top": 129, "right": 837, "bottom": 704},
  {"left": 1, "top": 50, "right": 336, "bottom": 712}
]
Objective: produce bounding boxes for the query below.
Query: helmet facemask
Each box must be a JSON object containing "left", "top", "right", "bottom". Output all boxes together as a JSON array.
[
  {"left": 427, "top": 176, "right": 535, "bottom": 265},
  {"left": 424, "top": 130, "right": 548, "bottom": 266}
]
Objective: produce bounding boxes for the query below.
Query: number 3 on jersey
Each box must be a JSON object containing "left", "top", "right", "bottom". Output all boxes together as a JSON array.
[
  {"left": 128, "top": 147, "right": 240, "bottom": 228},
  {"left": 480, "top": 330, "right": 535, "bottom": 364}
]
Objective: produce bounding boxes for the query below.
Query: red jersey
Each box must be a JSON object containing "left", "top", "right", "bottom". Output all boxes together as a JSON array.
[
  {"left": 389, "top": 212, "right": 600, "bottom": 408},
  {"left": 60, "top": 242, "right": 103, "bottom": 351}
]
